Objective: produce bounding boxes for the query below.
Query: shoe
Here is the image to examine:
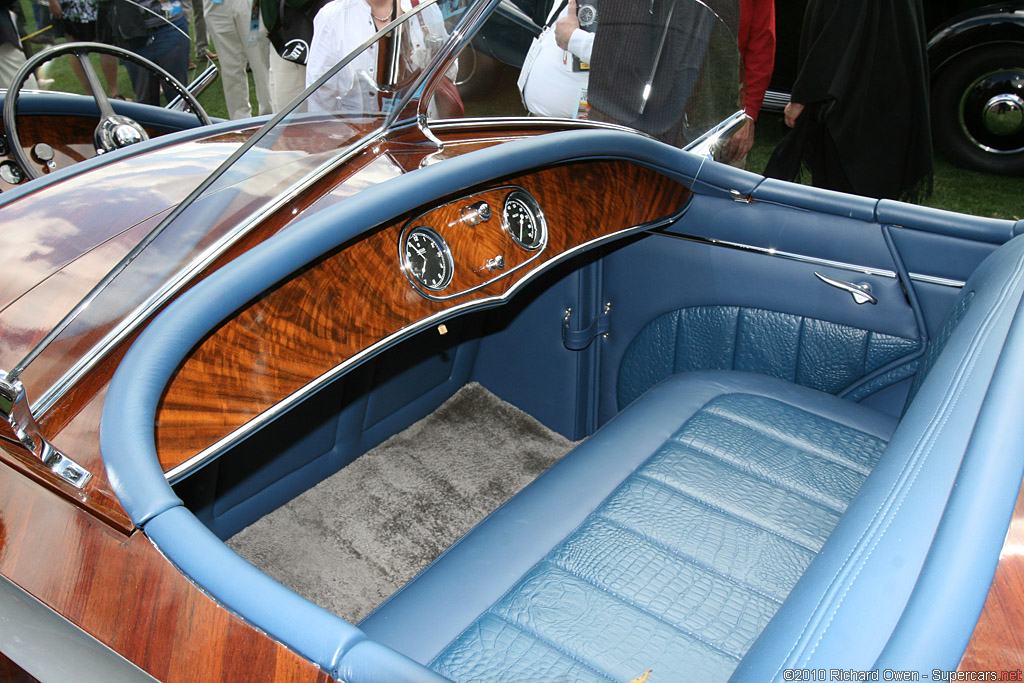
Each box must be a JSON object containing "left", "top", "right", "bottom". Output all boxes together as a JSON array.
[{"left": 200, "top": 50, "right": 218, "bottom": 61}]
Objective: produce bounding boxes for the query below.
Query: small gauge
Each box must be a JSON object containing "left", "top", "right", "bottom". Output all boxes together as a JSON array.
[
  {"left": 0, "top": 161, "right": 24, "bottom": 185},
  {"left": 503, "top": 190, "right": 546, "bottom": 251},
  {"left": 403, "top": 226, "right": 453, "bottom": 291}
]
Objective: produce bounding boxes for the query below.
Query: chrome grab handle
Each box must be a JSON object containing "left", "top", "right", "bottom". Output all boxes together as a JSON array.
[{"left": 814, "top": 271, "right": 878, "bottom": 305}]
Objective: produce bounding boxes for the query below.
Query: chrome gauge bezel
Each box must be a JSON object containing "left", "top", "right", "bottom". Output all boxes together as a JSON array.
[
  {"left": 400, "top": 225, "right": 454, "bottom": 292},
  {"left": 502, "top": 189, "right": 547, "bottom": 251}
]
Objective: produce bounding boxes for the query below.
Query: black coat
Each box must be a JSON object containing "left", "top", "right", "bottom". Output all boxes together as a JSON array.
[{"left": 766, "top": 0, "right": 933, "bottom": 201}]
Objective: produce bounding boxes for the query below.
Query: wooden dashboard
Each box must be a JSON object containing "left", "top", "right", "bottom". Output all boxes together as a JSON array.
[{"left": 154, "top": 160, "right": 691, "bottom": 470}]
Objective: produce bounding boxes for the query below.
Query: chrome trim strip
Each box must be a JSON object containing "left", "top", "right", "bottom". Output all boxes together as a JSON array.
[
  {"left": 165, "top": 207, "right": 688, "bottom": 482},
  {"left": 33, "top": 129, "right": 390, "bottom": 417},
  {"left": 0, "top": 573, "right": 159, "bottom": 683},
  {"left": 649, "top": 230, "right": 967, "bottom": 288},
  {"left": 649, "top": 231, "right": 900, "bottom": 278},
  {"left": 907, "top": 272, "right": 966, "bottom": 288}
]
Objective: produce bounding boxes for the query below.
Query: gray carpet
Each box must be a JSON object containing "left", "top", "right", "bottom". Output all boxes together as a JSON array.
[{"left": 227, "top": 382, "right": 574, "bottom": 623}]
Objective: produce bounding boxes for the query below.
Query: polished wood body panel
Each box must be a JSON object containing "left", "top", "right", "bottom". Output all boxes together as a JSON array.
[
  {"left": 0, "top": 457, "right": 331, "bottom": 682},
  {"left": 154, "top": 160, "right": 689, "bottom": 468},
  {"left": 960, "top": 476, "right": 1024, "bottom": 670}
]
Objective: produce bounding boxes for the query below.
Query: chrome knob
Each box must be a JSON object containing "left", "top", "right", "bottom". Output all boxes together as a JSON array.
[{"left": 462, "top": 201, "right": 491, "bottom": 226}]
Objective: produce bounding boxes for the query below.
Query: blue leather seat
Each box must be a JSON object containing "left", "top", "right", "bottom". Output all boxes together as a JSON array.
[
  {"left": 360, "top": 371, "right": 898, "bottom": 681},
  {"left": 360, "top": 235, "right": 1024, "bottom": 681}
]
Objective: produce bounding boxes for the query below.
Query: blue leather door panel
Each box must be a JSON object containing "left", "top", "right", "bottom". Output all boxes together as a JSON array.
[
  {"left": 598, "top": 229, "right": 921, "bottom": 424},
  {"left": 617, "top": 306, "right": 922, "bottom": 409}
]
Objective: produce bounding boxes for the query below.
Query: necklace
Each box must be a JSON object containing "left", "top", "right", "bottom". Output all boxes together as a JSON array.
[{"left": 372, "top": 11, "right": 391, "bottom": 20}]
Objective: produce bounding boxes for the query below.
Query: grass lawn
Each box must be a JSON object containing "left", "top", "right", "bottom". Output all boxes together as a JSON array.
[
  {"left": 16, "top": 0, "right": 255, "bottom": 120},
  {"left": 749, "top": 112, "right": 1023, "bottom": 222}
]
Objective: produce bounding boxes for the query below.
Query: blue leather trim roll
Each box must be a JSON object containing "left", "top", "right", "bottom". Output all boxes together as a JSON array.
[
  {"left": 334, "top": 640, "right": 451, "bottom": 683},
  {"left": 750, "top": 178, "right": 878, "bottom": 222},
  {"left": 875, "top": 289, "right": 1024, "bottom": 669},
  {"left": 876, "top": 198, "right": 1017, "bottom": 244}
]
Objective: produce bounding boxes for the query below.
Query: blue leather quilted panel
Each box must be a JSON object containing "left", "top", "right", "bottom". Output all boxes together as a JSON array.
[
  {"left": 429, "top": 393, "right": 888, "bottom": 682},
  {"left": 618, "top": 307, "right": 923, "bottom": 409}
]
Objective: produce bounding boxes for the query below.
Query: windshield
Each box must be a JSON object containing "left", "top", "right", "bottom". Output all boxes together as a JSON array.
[{"left": 8, "top": 0, "right": 741, "bottom": 412}]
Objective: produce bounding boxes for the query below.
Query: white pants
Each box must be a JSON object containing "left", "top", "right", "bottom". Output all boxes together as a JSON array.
[
  {"left": 0, "top": 43, "right": 36, "bottom": 92},
  {"left": 267, "top": 48, "right": 306, "bottom": 113},
  {"left": 204, "top": 0, "right": 271, "bottom": 119}
]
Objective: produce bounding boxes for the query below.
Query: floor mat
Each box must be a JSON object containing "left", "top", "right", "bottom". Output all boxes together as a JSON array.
[{"left": 227, "top": 382, "right": 574, "bottom": 623}]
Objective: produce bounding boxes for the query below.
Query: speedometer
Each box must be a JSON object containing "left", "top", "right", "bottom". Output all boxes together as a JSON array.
[
  {"left": 403, "top": 227, "right": 453, "bottom": 291},
  {"left": 503, "top": 190, "right": 546, "bottom": 251}
]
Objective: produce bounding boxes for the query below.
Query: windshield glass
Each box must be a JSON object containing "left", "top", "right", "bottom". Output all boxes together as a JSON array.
[
  {"left": 9, "top": 0, "right": 740, "bottom": 410},
  {"left": 442, "top": 0, "right": 742, "bottom": 146}
]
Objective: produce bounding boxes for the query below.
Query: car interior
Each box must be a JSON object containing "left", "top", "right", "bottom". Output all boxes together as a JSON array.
[{"left": 99, "top": 127, "right": 1024, "bottom": 680}]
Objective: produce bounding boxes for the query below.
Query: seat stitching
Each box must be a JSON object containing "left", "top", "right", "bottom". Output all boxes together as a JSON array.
[
  {"left": 594, "top": 511, "right": 786, "bottom": 605},
  {"left": 668, "top": 434, "right": 851, "bottom": 515},
  {"left": 539, "top": 559, "right": 747, "bottom": 661},
  {"left": 481, "top": 609, "right": 621, "bottom": 682},
  {"left": 632, "top": 472, "right": 824, "bottom": 554},
  {"left": 698, "top": 403, "right": 878, "bottom": 478}
]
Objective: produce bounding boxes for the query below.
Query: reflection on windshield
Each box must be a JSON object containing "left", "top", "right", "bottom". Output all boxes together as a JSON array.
[
  {"left": 460, "top": 0, "right": 740, "bottom": 146},
  {"left": 305, "top": 0, "right": 458, "bottom": 115}
]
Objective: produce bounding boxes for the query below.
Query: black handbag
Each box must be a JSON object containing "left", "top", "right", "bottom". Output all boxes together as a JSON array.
[{"left": 268, "top": 0, "right": 330, "bottom": 65}]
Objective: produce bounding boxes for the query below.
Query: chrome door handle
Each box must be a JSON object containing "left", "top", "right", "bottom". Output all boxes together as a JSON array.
[{"left": 814, "top": 272, "right": 878, "bottom": 305}]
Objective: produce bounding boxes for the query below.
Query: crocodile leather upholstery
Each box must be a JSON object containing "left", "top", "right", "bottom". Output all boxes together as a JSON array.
[
  {"left": 360, "top": 376, "right": 894, "bottom": 682},
  {"left": 617, "top": 307, "right": 923, "bottom": 409}
]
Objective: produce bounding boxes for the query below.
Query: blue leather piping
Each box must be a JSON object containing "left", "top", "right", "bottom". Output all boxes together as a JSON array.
[{"left": 100, "top": 129, "right": 735, "bottom": 678}]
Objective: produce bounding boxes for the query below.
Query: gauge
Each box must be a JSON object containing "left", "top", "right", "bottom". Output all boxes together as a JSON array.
[
  {"left": 403, "top": 226, "right": 454, "bottom": 291},
  {"left": 0, "top": 161, "right": 24, "bottom": 185},
  {"left": 503, "top": 190, "right": 546, "bottom": 251}
]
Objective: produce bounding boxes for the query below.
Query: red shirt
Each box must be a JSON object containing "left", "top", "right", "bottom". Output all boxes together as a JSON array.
[{"left": 739, "top": 0, "right": 776, "bottom": 120}]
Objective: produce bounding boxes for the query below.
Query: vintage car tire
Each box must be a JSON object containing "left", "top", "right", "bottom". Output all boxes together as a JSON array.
[
  {"left": 3, "top": 41, "right": 211, "bottom": 180},
  {"left": 931, "top": 43, "right": 1024, "bottom": 175}
]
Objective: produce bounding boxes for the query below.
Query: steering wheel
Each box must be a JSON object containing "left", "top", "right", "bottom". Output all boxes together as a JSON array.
[{"left": 3, "top": 42, "right": 212, "bottom": 181}]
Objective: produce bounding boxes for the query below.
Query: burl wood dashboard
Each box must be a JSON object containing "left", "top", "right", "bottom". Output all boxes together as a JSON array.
[{"left": 154, "top": 160, "right": 692, "bottom": 470}]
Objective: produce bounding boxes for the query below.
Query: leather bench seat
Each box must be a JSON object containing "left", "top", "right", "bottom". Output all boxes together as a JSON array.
[{"left": 359, "top": 371, "right": 899, "bottom": 681}]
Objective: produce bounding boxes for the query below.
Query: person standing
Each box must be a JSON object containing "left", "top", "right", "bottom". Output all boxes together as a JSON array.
[
  {"left": 725, "top": 0, "right": 775, "bottom": 165},
  {"left": 765, "top": 0, "right": 932, "bottom": 202},
  {"left": 184, "top": 0, "right": 216, "bottom": 63},
  {"left": 1, "top": 0, "right": 36, "bottom": 90},
  {"left": 262, "top": 0, "right": 328, "bottom": 112},
  {"left": 205, "top": 0, "right": 271, "bottom": 119}
]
